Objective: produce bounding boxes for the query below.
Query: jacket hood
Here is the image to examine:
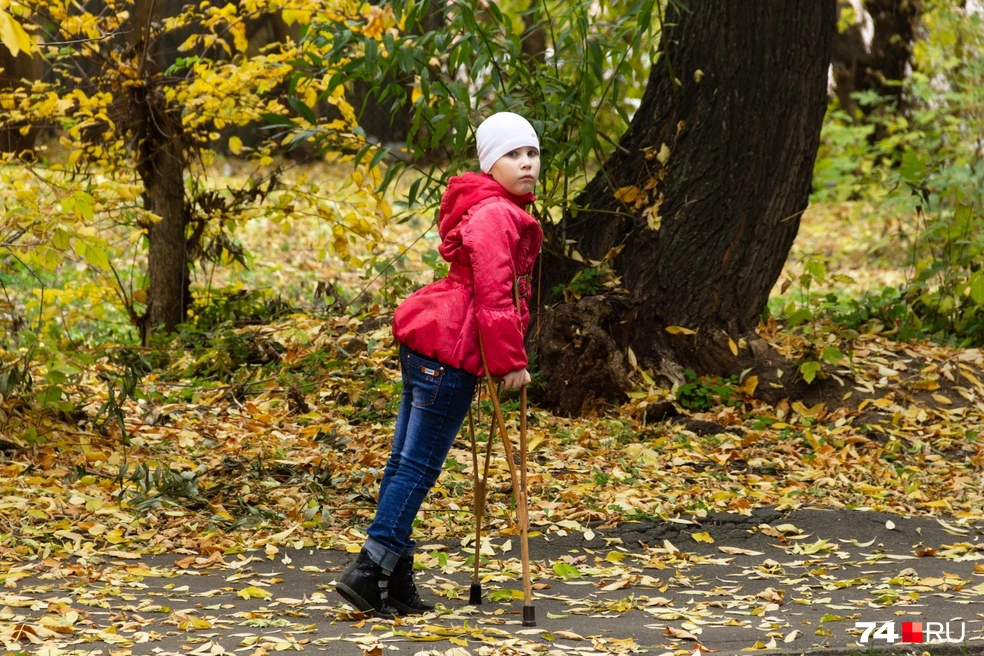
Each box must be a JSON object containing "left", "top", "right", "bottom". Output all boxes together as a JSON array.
[{"left": 438, "top": 172, "right": 535, "bottom": 241}]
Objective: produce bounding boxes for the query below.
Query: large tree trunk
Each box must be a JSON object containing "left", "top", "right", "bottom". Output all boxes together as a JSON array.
[
  {"left": 537, "top": 0, "right": 837, "bottom": 415},
  {"left": 127, "top": 0, "right": 190, "bottom": 340}
]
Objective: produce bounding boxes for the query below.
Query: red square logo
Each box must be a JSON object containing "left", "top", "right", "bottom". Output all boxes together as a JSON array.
[{"left": 902, "top": 622, "right": 923, "bottom": 643}]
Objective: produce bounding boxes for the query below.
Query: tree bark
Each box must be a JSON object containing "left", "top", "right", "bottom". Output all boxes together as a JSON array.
[
  {"left": 140, "top": 112, "right": 189, "bottom": 341},
  {"left": 127, "top": 0, "right": 189, "bottom": 341},
  {"left": 537, "top": 0, "right": 837, "bottom": 415}
]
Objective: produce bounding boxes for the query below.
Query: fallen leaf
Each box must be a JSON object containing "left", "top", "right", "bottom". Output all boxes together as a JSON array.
[
  {"left": 664, "top": 626, "right": 700, "bottom": 641},
  {"left": 719, "top": 546, "right": 764, "bottom": 556}
]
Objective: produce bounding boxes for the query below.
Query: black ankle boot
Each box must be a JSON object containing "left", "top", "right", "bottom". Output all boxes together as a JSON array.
[
  {"left": 388, "top": 554, "right": 435, "bottom": 615},
  {"left": 336, "top": 551, "right": 398, "bottom": 618}
]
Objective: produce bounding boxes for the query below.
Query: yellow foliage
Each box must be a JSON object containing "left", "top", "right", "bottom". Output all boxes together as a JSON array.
[
  {"left": 0, "top": 9, "right": 34, "bottom": 56},
  {"left": 1, "top": 0, "right": 396, "bottom": 345}
]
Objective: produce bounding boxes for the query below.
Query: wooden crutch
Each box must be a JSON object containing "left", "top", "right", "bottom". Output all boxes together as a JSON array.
[
  {"left": 467, "top": 392, "right": 497, "bottom": 606},
  {"left": 478, "top": 338, "right": 536, "bottom": 627}
]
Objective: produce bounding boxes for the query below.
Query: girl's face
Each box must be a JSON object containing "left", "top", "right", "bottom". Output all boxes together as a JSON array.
[{"left": 489, "top": 146, "right": 540, "bottom": 196}]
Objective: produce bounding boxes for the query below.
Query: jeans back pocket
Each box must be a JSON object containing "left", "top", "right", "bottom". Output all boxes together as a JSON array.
[{"left": 406, "top": 352, "right": 445, "bottom": 408}]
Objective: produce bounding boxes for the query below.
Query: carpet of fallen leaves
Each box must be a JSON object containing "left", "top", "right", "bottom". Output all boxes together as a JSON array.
[
  {"left": 2, "top": 185, "right": 984, "bottom": 654},
  {"left": 1, "top": 316, "right": 984, "bottom": 654},
  {"left": 3, "top": 316, "right": 983, "bottom": 558}
]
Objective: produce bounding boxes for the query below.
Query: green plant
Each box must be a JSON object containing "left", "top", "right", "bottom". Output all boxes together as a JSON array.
[
  {"left": 553, "top": 266, "right": 605, "bottom": 301},
  {"left": 123, "top": 462, "right": 207, "bottom": 510},
  {"left": 674, "top": 369, "right": 740, "bottom": 411},
  {"left": 810, "top": 2, "right": 984, "bottom": 347},
  {"left": 189, "top": 288, "right": 294, "bottom": 332},
  {"left": 291, "top": 0, "right": 663, "bottom": 224}
]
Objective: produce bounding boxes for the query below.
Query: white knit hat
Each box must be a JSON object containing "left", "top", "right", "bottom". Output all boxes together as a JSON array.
[{"left": 476, "top": 112, "right": 540, "bottom": 174}]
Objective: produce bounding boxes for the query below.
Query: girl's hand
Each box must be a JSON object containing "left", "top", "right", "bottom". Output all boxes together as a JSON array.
[{"left": 502, "top": 368, "right": 531, "bottom": 389}]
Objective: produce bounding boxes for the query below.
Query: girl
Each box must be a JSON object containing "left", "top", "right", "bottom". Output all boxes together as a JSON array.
[{"left": 336, "top": 112, "right": 543, "bottom": 617}]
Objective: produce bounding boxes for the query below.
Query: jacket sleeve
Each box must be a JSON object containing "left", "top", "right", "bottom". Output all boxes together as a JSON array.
[{"left": 462, "top": 205, "right": 527, "bottom": 377}]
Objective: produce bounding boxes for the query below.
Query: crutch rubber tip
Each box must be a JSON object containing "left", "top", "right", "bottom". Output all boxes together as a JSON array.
[
  {"left": 522, "top": 606, "right": 536, "bottom": 626},
  {"left": 469, "top": 583, "right": 483, "bottom": 605}
]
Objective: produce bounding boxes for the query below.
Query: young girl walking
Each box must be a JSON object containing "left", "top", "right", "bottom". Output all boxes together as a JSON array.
[{"left": 336, "top": 112, "right": 543, "bottom": 618}]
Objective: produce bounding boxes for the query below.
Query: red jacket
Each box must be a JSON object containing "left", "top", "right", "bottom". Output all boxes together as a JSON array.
[{"left": 392, "top": 172, "right": 543, "bottom": 377}]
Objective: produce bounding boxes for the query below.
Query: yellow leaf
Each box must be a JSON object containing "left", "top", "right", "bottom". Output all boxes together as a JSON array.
[
  {"left": 614, "top": 185, "right": 640, "bottom": 203},
  {"left": 728, "top": 337, "right": 738, "bottom": 356},
  {"left": 960, "top": 370, "right": 984, "bottom": 388},
  {"left": 448, "top": 636, "right": 468, "bottom": 646},
  {"left": 180, "top": 617, "right": 212, "bottom": 630},
  {"left": 664, "top": 626, "right": 699, "bottom": 640},
  {"left": 931, "top": 393, "right": 952, "bottom": 405},
  {"left": 656, "top": 143, "right": 671, "bottom": 165},
  {"left": 665, "top": 325, "right": 696, "bottom": 335},
  {"left": 719, "top": 546, "right": 763, "bottom": 556},
  {"left": 177, "top": 33, "right": 199, "bottom": 52},
  {"left": 283, "top": 9, "right": 312, "bottom": 25},
  {"left": 743, "top": 641, "right": 768, "bottom": 650},
  {"left": 228, "top": 136, "right": 243, "bottom": 155},
  {"left": 0, "top": 10, "right": 34, "bottom": 57},
  {"left": 644, "top": 204, "right": 662, "bottom": 231},
  {"left": 237, "top": 586, "right": 272, "bottom": 600},
  {"left": 231, "top": 22, "right": 248, "bottom": 52},
  {"left": 738, "top": 375, "right": 758, "bottom": 396},
  {"left": 691, "top": 531, "right": 714, "bottom": 544}
]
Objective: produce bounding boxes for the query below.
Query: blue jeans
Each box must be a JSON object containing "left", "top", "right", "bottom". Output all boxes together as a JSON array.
[{"left": 365, "top": 344, "right": 477, "bottom": 572}]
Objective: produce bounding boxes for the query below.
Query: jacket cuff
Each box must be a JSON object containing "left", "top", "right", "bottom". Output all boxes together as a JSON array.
[{"left": 477, "top": 306, "right": 527, "bottom": 376}]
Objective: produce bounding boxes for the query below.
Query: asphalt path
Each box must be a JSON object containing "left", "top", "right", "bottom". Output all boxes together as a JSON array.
[{"left": 4, "top": 508, "right": 983, "bottom": 655}]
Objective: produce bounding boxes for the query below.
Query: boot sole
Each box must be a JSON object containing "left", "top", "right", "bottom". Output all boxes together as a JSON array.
[
  {"left": 387, "top": 597, "right": 434, "bottom": 616},
  {"left": 336, "top": 582, "right": 396, "bottom": 619}
]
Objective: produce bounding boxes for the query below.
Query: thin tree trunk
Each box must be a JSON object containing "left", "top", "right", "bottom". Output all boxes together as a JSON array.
[
  {"left": 127, "top": 0, "right": 189, "bottom": 340},
  {"left": 141, "top": 125, "right": 188, "bottom": 339},
  {"left": 522, "top": 0, "right": 546, "bottom": 66},
  {"left": 0, "top": 49, "right": 43, "bottom": 155},
  {"left": 537, "top": 0, "right": 837, "bottom": 415},
  {"left": 831, "top": 0, "right": 921, "bottom": 124}
]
